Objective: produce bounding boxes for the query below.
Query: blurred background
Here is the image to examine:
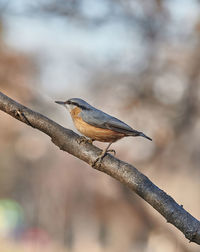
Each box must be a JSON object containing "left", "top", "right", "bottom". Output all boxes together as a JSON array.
[{"left": 0, "top": 0, "right": 200, "bottom": 251}]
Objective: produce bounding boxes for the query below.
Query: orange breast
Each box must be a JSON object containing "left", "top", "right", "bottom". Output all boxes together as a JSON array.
[{"left": 70, "top": 107, "right": 125, "bottom": 142}]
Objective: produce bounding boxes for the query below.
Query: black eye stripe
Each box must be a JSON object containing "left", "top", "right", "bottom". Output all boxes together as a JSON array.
[
  {"left": 72, "top": 102, "right": 89, "bottom": 110},
  {"left": 66, "top": 101, "right": 89, "bottom": 110},
  {"left": 71, "top": 102, "right": 78, "bottom": 106}
]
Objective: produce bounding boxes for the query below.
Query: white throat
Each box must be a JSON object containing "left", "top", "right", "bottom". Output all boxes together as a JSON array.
[{"left": 65, "top": 104, "right": 77, "bottom": 112}]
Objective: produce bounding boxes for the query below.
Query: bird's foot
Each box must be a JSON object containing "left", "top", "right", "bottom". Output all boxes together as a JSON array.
[
  {"left": 77, "top": 136, "right": 94, "bottom": 144},
  {"left": 91, "top": 148, "right": 116, "bottom": 168},
  {"left": 106, "top": 149, "right": 116, "bottom": 156}
]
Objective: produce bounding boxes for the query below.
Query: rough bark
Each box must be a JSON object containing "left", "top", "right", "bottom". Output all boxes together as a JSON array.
[{"left": 0, "top": 91, "right": 200, "bottom": 245}]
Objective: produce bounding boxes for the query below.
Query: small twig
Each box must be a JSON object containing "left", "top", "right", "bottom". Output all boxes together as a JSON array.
[{"left": 15, "top": 110, "right": 35, "bottom": 128}]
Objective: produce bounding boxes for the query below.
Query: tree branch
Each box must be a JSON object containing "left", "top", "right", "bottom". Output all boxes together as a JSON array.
[{"left": 0, "top": 91, "right": 200, "bottom": 245}]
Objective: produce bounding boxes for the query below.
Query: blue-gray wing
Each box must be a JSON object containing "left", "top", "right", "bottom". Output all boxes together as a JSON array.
[{"left": 80, "top": 108, "right": 139, "bottom": 135}]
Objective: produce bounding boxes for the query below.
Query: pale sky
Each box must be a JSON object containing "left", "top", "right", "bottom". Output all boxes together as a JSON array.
[{"left": 2, "top": 0, "right": 199, "bottom": 97}]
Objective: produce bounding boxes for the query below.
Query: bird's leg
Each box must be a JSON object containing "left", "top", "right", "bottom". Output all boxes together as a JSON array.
[
  {"left": 77, "top": 136, "right": 94, "bottom": 144},
  {"left": 92, "top": 142, "right": 115, "bottom": 167}
]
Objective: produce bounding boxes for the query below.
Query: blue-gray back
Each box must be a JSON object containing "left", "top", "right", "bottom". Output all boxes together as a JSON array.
[{"left": 80, "top": 105, "right": 138, "bottom": 135}]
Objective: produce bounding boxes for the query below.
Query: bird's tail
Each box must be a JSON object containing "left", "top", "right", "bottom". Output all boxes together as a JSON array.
[{"left": 138, "top": 132, "right": 152, "bottom": 141}]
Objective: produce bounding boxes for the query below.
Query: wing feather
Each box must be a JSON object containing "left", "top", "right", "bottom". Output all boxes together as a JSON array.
[{"left": 80, "top": 108, "right": 139, "bottom": 135}]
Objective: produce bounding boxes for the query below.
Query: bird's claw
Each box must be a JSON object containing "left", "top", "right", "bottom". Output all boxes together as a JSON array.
[
  {"left": 106, "top": 149, "right": 116, "bottom": 156},
  {"left": 91, "top": 148, "right": 116, "bottom": 167},
  {"left": 77, "top": 136, "right": 93, "bottom": 144},
  {"left": 91, "top": 154, "right": 105, "bottom": 168}
]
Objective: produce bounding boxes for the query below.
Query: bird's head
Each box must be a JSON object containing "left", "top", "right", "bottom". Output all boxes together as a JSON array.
[{"left": 55, "top": 98, "right": 91, "bottom": 112}]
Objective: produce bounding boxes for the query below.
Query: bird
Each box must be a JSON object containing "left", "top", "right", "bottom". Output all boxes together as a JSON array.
[{"left": 55, "top": 98, "right": 152, "bottom": 164}]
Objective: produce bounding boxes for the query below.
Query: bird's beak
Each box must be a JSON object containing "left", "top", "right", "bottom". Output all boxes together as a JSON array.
[{"left": 55, "top": 101, "right": 65, "bottom": 106}]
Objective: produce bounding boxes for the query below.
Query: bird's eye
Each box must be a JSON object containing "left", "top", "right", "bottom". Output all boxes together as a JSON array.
[{"left": 66, "top": 100, "right": 72, "bottom": 104}]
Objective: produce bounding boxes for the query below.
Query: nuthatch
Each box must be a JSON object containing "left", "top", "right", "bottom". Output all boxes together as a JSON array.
[{"left": 55, "top": 98, "right": 152, "bottom": 163}]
